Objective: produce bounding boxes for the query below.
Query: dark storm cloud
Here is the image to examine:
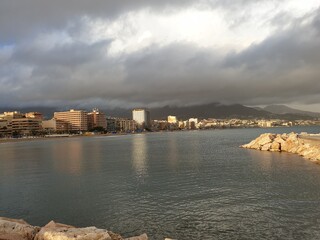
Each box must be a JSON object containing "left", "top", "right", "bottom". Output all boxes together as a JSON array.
[
  {"left": 120, "top": 9, "right": 320, "bottom": 107},
  {"left": 0, "top": 0, "right": 196, "bottom": 42},
  {"left": 0, "top": 1, "right": 319, "bottom": 109},
  {"left": 0, "top": 0, "right": 279, "bottom": 42}
]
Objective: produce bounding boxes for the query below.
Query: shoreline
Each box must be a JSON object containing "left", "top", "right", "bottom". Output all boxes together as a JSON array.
[
  {"left": 242, "top": 132, "right": 320, "bottom": 164},
  {"left": 0, "top": 132, "right": 143, "bottom": 144},
  {"left": 0, "top": 217, "right": 151, "bottom": 240},
  {"left": 1, "top": 127, "right": 320, "bottom": 145}
]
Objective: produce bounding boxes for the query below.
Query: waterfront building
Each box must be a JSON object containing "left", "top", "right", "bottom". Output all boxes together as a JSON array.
[
  {"left": 117, "top": 118, "right": 136, "bottom": 132},
  {"left": 11, "top": 118, "right": 42, "bottom": 135},
  {"left": 0, "top": 111, "right": 24, "bottom": 120},
  {"left": 87, "top": 108, "right": 107, "bottom": 130},
  {"left": 25, "top": 112, "right": 43, "bottom": 120},
  {"left": 188, "top": 118, "right": 199, "bottom": 129},
  {"left": 106, "top": 117, "right": 117, "bottom": 132},
  {"left": 132, "top": 108, "right": 151, "bottom": 130},
  {"left": 42, "top": 119, "right": 70, "bottom": 133},
  {"left": 178, "top": 121, "right": 185, "bottom": 129},
  {"left": 54, "top": 109, "right": 88, "bottom": 131},
  {"left": 168, "top": 115, "right": 177, "bottom": 124},
  {"left": 0, "top": 119, "right": 10, "bottom": 136},
  {"left": 152, "top": 120, "right": 169, "bottom": 131},
  {"left": 258, "top": 120, "right": 275, "bottom": 128}
]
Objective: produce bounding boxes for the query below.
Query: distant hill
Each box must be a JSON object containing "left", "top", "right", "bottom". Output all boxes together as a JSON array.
[
  {"left": 148, "top": 103, "right": 270, "bottom": 120},
  {"left": 0, "top": 103, "right": 316, "bottom": 120},
  {"left": 263, "top": 105, "right": 320, "bottom": 118}
]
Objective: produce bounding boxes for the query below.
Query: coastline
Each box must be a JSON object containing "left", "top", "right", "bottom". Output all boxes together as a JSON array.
[
  {"left": 242, "top": 132, "right": 320, "bottom": 164},
  {"left": 0, "top": 217, "right": 151, "bottom": 240},
  {"left": 0, "top": 132, "right": 139, "bottom": 144}
]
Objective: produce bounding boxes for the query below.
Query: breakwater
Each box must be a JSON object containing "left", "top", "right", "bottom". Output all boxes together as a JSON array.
[
  {"left": 0, "top": 217, "right": 176, "bottom": 240},
  {"left": 241, "top": 132, "right": 320, "bottom": 163}
]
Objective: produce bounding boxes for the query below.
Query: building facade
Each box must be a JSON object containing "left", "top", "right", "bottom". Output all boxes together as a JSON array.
[
  {"left": 11, "top": 118, "right": 42, "bottom": 135},
  {"left": 106, "top": 118, "right": 117, "bottom": 132},
  {"left": 132, "top": 109, "right": 151, "bottom": 130},
  {"left": 25, "top": 112, "right": 43, "bottom": 120},
  {"left": 87, "top": 108, "right": 107, "bottom": 130},
  {"left": 54, "top": 109, "right": 88, "bottom": 131},
  {"left": 167, "top": 115, "right": 177, "bottom": 124},
  {"left": 117, "top": 118, "right": 136, "bottom": 132},
  {"left": 0, "top": 111, "right": 24, "bottom": 120},
  {"left": 42, "top": 119, "right": 70, "bottom": 132}
]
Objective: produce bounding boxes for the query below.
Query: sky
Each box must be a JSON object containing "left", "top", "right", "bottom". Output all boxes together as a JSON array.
[{"left": 0, "top": 0, "right": 320, "bottom": 111}]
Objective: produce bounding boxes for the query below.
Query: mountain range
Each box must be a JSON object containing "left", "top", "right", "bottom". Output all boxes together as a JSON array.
[
  {"left": 262, "top": 105, "right": 320, "bottom": 118},
  {"left": 0, "top": 103, "right": 319, "bottom": 120}
]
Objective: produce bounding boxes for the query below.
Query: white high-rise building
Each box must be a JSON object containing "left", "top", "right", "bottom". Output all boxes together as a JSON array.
[{"left": 132, "top": 109, "right": 151, "bottom": 130}]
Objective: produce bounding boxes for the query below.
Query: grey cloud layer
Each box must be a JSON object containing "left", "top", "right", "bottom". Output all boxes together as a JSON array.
[
  {"left": 0, "top": 0, "right": 278, "bottom": 42},
  {"left": 0, "top": 0, "right": 196, "bottom": 42},
  {"left": 0, "top": 1, "right": 319, "bottom": 109}
]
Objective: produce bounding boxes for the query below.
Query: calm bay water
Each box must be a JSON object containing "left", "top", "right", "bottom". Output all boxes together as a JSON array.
[{"left": 1, "top": 127, "right": 320, "bottom": 239}]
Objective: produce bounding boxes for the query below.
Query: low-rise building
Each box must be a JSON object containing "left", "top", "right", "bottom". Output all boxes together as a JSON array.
[
  {"left": 0, "top": 111, "right": 24, "bottom": 120},
  {"left": 42, "top": 119, "right": 70, "bottom": 133},
  {"left": 0, "top": 119, "right": 10, "bottom": 136},
  {"left": 25, "top": 112, "right": 43, "bottom": 120},
  {"left": 11, "top": 118, "right": 42, "bottom": 135},
  {"left": 106, "top": 117, "right": 117, "bottom": 132},
  {"left": 168, "top": 115, "right": 177, "bottom": 124},
  {"left": 117, "top": 118, "right": 136, "bottom": 132}
]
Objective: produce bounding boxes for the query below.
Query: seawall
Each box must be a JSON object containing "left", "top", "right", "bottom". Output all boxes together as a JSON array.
[
  {"left": 0, "top": 217, "right": 176, "bottom": 240},
  {"left": 241, "top": 132, "right": 320, "bottom": 163}
]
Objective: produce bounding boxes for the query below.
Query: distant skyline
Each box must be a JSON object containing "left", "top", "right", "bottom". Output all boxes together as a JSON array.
[{"left": 0, "top": 1, "right": 319, "bottom": 111}]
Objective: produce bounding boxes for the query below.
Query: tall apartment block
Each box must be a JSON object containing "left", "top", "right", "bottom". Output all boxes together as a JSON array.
[
  {"left": 87, "top": 108, "right": 107, "bottom": 130},
  {"left": 54, "top": 109, "right": 88, "bottom": 131},
  {"left": 132, "top": 108, "right": 151, "bottom": 130}
]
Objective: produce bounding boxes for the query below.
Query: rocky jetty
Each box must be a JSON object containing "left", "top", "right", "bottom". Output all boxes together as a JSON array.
[
  {"left": 241, "top": 132, "right": 320, "bottom": 163},
  {"left": 0, "top": 217, "right": 150, "bottom": 240}
]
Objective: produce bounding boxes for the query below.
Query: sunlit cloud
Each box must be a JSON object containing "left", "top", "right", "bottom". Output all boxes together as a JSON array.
[{"left": 0, "top": 0, "right": 319, "bottom": 110}]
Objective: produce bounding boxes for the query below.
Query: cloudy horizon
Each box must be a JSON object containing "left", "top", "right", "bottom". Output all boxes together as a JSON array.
[{"left": 1, "top": 1, "right": 320, "bottom": 111}]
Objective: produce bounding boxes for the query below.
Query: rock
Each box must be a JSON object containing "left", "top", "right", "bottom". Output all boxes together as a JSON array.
[
  {"left": 281, "top": 134, "right": 299, "bottom": 152},
  {"left": 0, "top": 217, "right": 40, "bottom": 240},
  {"left": 280, "top": 133, "right": 288, "bottom": 139},
  {"left": 0, "top": 218, "right": 149, "bottom": 240},
  {"left": 108, "top": 231, "right": 124, "bottom": 240},
  {"left": 124, "top": 233, "right": 148, "bottom": 240},
  {"left": 242, "top": 133, "right": 275, "bottom": 149},
  {"left": 261, "top": 143, "right": 272, "bottom": 151},
  {"left": 242, "top": 139, "right": 260, "bottom": 149},
  {"left": 270, "top": 141, "right": 280, "bottom": 152},
  {"left": 274, "top": 135, "right": 286, "bottom": 145},
  {"left": 34, "top": 221, "right": 112, "bottom": 240},
  {"left": 242, "top": 132, "right": 320, "bottom": 164}
]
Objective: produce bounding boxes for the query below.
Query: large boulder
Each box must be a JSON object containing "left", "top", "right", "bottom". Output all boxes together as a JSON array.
[
  {"left": 281, "top": 133, "right": 300, "bottom": 153},
  {"left": 108, "top": 231, "right": 124, "bottom": 240},
  {"left": 261, "top": 143, "right": 272, "bottom": 151},
  {"left": 124, "top": 233, "right": 148, "bottom": 240},
  {"left": 34, "top": 221, "right": 112, "bottom": 240},
  {"left": 274, "top": 135, "right": 286, "bottom": 145},
  {"left": 0, "top": 217, "right": 40, "bottom": 240},
  {"left": 303, "top": 147, "right": 320, "bottom": 160},
  {"left": 270, "top": 141, "right": 281, "bottom": 152},
  {"left": 242, "top": 133, "right": 275, "bottom": 149}
]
